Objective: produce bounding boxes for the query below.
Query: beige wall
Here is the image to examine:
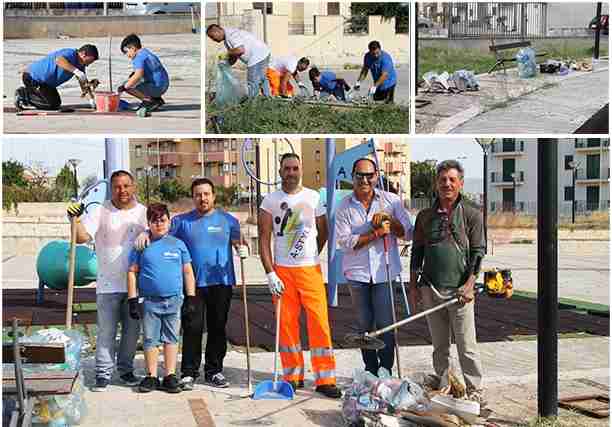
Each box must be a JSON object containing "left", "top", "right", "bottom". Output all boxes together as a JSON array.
[{"left": 206, "top": 14, "right": 409, "bottom": 66}]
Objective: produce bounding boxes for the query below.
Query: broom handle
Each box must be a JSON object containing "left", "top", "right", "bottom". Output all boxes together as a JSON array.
[
  {"left": 384, "top": 236, "right": 402, "bottom": 378},
  {"left": 108, "top": 35, "right": 112, "bottom": 92},
  {"left": 65, "top": 217, "right": 78, "bottom": 329},
  {"left": 273, "top": 296, "right": 281, "bottom": 385},
  {"left": 240, "top": 257, "right": 252, "bottom": 394}
]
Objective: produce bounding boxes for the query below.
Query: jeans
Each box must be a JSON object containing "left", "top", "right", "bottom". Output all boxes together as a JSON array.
[
  {"left": 348, "top": 281, "right": 396, "bottom": 375},
  {"left": 95, "top": 292, "right": 141, "bottom": 380},
  {"left": 246, "top": 55, "right": 271, "bottom": 98},
  {"left": 133, "top": 81, "right": 168, "bottom": 98},
  {"left": 181, "top": 285, "right": 233, "bottom": 379},
  {"left": 142, "top": 295, "right": 183, "bottom": 350}
]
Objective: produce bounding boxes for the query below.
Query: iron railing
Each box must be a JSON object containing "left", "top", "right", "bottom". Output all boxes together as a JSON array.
[
  {"left": 575, "top": 168, "right": 609, "bottom": 180},
  {"left": 288, "top": 23, "right": 315, "bottom": 36},
  {"left": 574, "top": 139, "right": 610, "bottom": 149},
  {"left": 491, "top": 139, "right": 525, "bottom": 153},
  {"left": 490, "top": 171, "right": 525, "bottom": 183}
]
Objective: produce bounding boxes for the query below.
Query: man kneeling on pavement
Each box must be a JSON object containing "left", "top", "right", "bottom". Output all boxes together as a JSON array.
[{"left": 409, "top": 160, "right": 487, "bottom": 407}]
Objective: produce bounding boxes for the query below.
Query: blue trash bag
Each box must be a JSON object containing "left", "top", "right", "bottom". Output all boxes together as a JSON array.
[
  {"left": 214, "top": 62, "right": 243, "bottom": 107},
  {"left": 516, "top": 47, "right": 537, "bottom": 78}
]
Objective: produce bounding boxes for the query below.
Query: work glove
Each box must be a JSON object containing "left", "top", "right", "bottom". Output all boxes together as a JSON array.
[
  {"left": 456, "top": 281, "right": 476, "bottom": 305},
  {"left": 73, "top": 69, "right": 88, "bottom": 84},
  {"left": 182, "top": 295, "right": 198, "bottom": 330},
  {"left": 371, "top": 212, "right": 392, "bottom": 229},
  {"left": 238, "top": 245, "right": 249, "bottom": 259},
  {"left": 66, "top": 201, "right": 85, "bottom": 219},
  {"left": 297, "top": 81, "right": 306, "bottom": 89},
  {"left": 368, "top": 86, "right": 377, "bottom": 96},
  {"left": 217, "top": 53, "right": 229, "bottom": 61},
  {"left": 117, "top": 85, "right": 126, "bottom": 94},
  {"left": 313, "top": 90, "right": 321, "bottom": 99},
  {"left": 128, "top": 297, "right": 140, "bottom": 320},
  {"left": 353, "top": 81, "right": 361, "bottom": 91},
  {"left": 134, "top": 231, "right": 151, "bottom": 251},
  {"left": 266, "top": 272, "right": 285, "bottom": 297}
]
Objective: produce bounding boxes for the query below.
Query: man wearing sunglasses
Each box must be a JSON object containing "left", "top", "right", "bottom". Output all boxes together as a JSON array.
[
  {"left": 409, "top": 160, "right": 486, "bottom": 407},
  {"left": 335, "top": 158, "right": 413, "bottom": 376}
]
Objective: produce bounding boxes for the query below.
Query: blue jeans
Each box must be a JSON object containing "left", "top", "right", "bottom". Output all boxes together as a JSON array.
[
  {"left": 134, "top": 81, "right": 168, "bottom": 98},
  {"left": 348, "top": 281, "right": 396, "bottom": 375},
  {"left": 247, "top": 55, "right": 271, "bottom": 97},
  {"left": 95, "top": 293, "right": 140, "bottom": 380},
  {"left": 142, "top": 295, "right": 183, "bottom": 351}
]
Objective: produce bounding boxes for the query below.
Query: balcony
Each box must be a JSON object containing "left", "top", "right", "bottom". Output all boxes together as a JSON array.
[
  {"left": 384, "top": 162, "right": 404, "bottom": 174},
  {"left": 490, "top": 171, "right": 525, "bottom": 186},
  {"left": 384, "top": 142, "right": 403, "bottom": 154},
  {"left": 491, "top": 140, "right": 525, "bottom": 156},
  {"left": 575, "top": 167, "right": 610, "bottom": 183},
  {"left": 575, "top": 139, "right": 610, "bottom": 152},
  {"left": 202, "top": 151, "right": 226, "bottom": 163},
  {"left": 159, "top": 153, "right": 181, "bottom": 166}
]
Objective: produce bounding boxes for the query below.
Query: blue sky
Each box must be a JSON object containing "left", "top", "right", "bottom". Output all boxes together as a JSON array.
[{"left": 410, "top": 137, "right": 484, "bottom": 179}]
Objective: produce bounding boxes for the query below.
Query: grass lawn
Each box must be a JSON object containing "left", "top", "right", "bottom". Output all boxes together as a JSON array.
[
  {"left": 207, "top": 97, "right": 409, "bottom": 134},
  {"left": 418, "top": 39, "right": 609, "bottom": 78}
]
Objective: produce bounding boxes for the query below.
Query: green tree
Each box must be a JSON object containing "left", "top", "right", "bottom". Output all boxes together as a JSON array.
[
  {"left": 158, "top": 179, "right": 189, "bottom": 203},
  {"left": 411, "top": 161, "right": 436, "bottom": 199},
  {"left": 55, "top": 164, "right": 77, "bottom": 198},
  {"left": 2, "top": 160, "right": 27, "bottom": 187},
  {"left": 215, "top": 185, "right": 239, "bottom": 208},
  {"left": 82, "top": 174, "right": 99, "bottom": 190},
  {"left": 350, "top": 3, "right": 409, "bottom": 20}
]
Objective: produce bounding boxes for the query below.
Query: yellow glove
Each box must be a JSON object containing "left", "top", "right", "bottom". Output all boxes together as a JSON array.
[
  {"left": 217, "top": 53, "right": 229, "bottom": 61},
  {"left": 371, "top": 211, "right": 392, "bottom": 229},
  {"left": 66, "top": 202, "right": 84, "bottom": 219}
]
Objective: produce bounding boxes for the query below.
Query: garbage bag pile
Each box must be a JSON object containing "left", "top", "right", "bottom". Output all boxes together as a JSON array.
[
  {"left": 422, "top": 70, "right": 479, "bottom": 93},
  {"left": 6, "top": 328, "right": 88, "bottom": 426},
  {"left": 516, "top": 47, "right": 537, "bottom": 78},
  {"left": 213, "top": 61, "right": 244, "bottom": 107},
  {"left": 342, "top": 368, "right": 431, "bottom": 425}
]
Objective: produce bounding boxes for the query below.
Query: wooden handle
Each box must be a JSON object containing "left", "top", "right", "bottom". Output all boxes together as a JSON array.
[{"left": 65, "top": 217, "right": 78, "bottom": 329}]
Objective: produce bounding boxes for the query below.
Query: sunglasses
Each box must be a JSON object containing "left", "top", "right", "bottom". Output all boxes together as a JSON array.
[{"left": 353, "top": 172, "right": 377, "bottom": 181}]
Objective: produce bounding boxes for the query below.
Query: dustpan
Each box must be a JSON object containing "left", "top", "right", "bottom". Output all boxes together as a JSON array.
[{"left": 253, "top": 297, "right": 294, "bottom": 400}]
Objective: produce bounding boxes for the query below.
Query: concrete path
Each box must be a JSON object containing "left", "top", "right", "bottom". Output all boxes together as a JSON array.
[
  {"left": 75, "top": 337, "right": 609, "bottom": 426},
  {"left": 3, "top": 34, "right": 201, "bottom": 134}
]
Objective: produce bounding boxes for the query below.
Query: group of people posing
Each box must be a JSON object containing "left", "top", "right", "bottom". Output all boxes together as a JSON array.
[
  {"left": 15, "top": 34, "right": 168, "bottom": 112},
  {"left": 207, "top": 24, "right": 398, "bottom": 104},
  {"left": 66, "top": 154, "right": 485, "bottom": 406}
]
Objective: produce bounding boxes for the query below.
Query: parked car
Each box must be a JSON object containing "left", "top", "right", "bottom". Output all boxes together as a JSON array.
[
  {"left": 589, "top": 14, "right": 609, "bottom": 35},
  {"left": 125, "top": 2, "right": 197, "bottom": 15}
]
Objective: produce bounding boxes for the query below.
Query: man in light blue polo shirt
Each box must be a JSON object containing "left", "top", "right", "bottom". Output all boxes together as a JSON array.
[
  {"left": 15, "top": 45, "right": 99, "bottom": 111},
  {"left": 335, "top": 158, "right": 413, "bottom": 376},
  {"left": 118, "top": 34, "right": 169, "bottom": 112},
  {"left": 354, "top": 40, "right": 397, "bottom": 104}
]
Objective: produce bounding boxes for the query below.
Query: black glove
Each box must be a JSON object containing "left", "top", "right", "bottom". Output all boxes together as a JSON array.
[
  {"left": 66, "top": 201, "right": 85, "bottom": 218},
  {"left": 117, "top": 85, "right": 126, "bottom": 94},
  {"left": 182, "top": 296, "right": 198, "bottom": 329},
  {"left": 128, "top": 297, "right": 140, "bottom": 320}
]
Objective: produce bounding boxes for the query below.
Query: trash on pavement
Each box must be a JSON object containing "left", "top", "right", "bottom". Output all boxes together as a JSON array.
[
  {"left": 516, "top": 47, "right": 537, "bottom": 78},
  {"left": 422, "top": 70, "right": 479, "bottom": 93}
]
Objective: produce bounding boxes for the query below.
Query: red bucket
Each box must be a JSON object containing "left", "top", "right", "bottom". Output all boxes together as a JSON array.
[{"left": 95, "top": 91, "right": 120, "bottom": 112}]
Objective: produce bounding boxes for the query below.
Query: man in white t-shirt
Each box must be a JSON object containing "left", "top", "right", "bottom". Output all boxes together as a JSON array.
[
  {"left": 267, "top": 56, "right": 310, "bottom": 97},
  {"left": 258, "top": 153, "right": 341, "bottom": 399},
  {"left": 67, "top": 170, "right": 147, "bottom": 392},
  {"left": 207, "top": 24, "right": 271, "bottom": 98}
]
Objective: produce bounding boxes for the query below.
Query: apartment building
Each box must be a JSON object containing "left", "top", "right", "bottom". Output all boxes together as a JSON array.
[{"left": 487, "top": 138, "right": 610, "bottom": 215}]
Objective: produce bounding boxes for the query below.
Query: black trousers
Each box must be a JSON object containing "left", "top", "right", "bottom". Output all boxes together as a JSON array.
[
  {"left": 374, "top": 84, "right": 395, "bottom": 104},
  {"left": 22, "top": 72, "right": 62, "bottom": 110},
  {"left": 181, "top": 285, "right": 233, "bottom": 378}
]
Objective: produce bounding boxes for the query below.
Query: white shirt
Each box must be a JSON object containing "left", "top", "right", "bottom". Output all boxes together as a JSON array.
[
  {"left": 269, "top": 56, "right": 298, "bottom": 74},
  {"left": 260, "top": 188, "right": 324, "bottom": 267},
  {"left": 82, "top": 200, "right": 147, "bottom": 294},
  {"left": 223, "top": 27, "right": 270, "bottom": 67}
]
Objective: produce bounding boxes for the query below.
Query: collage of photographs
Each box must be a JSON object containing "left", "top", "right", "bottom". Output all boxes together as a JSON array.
[{"left": 1, "top": 2, "right": 610, "bottom": 427}]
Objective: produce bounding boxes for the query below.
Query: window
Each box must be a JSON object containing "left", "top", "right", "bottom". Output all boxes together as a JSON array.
[
  {"left": 586, "top": 154, "right": 600, "bottom": 179},
  {"left": 315, "top": 150, "right": 321, "bottom": 161},
  {"left": 232, "top": 163, "right": 237, "bottom": 173},
  {"left": 253, "top": 2, "right": 273, "bottom": 15},
  {"left": 316, "top": 171, "right": 321, "bottom": 183},
  {"left": 231, "top": 140, "right": 237, "bottom": 150},
  {"left": 564, "top": 155, "right": 573, "bottom": 170},
  {"left": 564, "top": 186, "right": 574, "bottom": 201},
  {"left": 224, "top": 140, "right": 229, "bottom": 149},
  {"left": 223, "top": 163, "right": 230, "bottom": 172},
  {"left": 136, "top": 168, "right": 144, "bottom": 179},
  {"left": 327, "top": 2, "right": 340, "bottom": 15},
  {"left": 135, "top": 145, "right": 142, "bottom": 158}
]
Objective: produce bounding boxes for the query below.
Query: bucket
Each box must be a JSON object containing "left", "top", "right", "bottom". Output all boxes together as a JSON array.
[{"left": 95, "top": 91, "right": 120, "bottom": 112}]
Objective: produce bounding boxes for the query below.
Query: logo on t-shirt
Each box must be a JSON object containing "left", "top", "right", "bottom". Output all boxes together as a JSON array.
[
  {"left": 163, "top": 251, "right": 180, "bottom": 259},
  {"left": 207, "top": 225, "right": 223, "bottom": 233},
  {"left": 274, "top": 200, "right": 315, "bottom": 260}
]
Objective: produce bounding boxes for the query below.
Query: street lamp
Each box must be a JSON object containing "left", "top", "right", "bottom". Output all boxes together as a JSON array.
[
  {"left": 145, "top": 166, "right": 154, "bottom": 205},
  {"left": 425, "top": 158, "right": 437, "bottom": 202},
  {"left": 568, "top": 160, "right": 580, "bottom": 223},
  {"left": 475, "top": 138, "right": 495, "bottom": 254},
  {"left": 66, "top": 158, "right": 82, "bottom": 199},
  {"left": 510, "top": 172, "right": 518, "bottom": 214}
]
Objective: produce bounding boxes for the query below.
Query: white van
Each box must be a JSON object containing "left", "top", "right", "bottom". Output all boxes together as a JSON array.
[{"left": 125, "top": 2, "right": 197, "bottom": 15}]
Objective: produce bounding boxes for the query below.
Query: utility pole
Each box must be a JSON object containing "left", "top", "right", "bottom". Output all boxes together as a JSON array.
[
  {"left": 255, "top": 142, "right": 261, "bottom": 216},
  {"left": 594, "top": 2, "right": 602, "bottom": 60}
]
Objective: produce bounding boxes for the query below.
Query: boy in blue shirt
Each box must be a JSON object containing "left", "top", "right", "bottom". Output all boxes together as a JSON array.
[
  {"left": 127, "top": 203, "right": 196, "bottom": 393},
  {"left": 353, "top": 40, "right": 397, "bottom": 104},
  {"left": 118, "top": 34, "right": 169, "bottom": 112},
  {"left": 15, "top": 44, "right": 99, "bottom": 111},
  {"left": 308, "top": 67, "right": 350, "bottom": 102}
]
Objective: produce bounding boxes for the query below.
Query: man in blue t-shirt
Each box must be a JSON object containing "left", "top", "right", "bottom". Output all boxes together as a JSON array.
[
  {"left": 308, "top": 67, "right": 351, "bottom": 102},
  {"left": 127, "top": 203, "right": 196, "bottom": 394},
  {"left": 15, "top": 44, "right": 99, "bottom": 111},
  {"left": 354, "top": 40, "right": 397, "bottom": 104},
  {"left": 135, "top": 178, "right": 248, "bottom": 389},
  {"left": 118, "top": 34, "right": 169, "bottom": 112}
]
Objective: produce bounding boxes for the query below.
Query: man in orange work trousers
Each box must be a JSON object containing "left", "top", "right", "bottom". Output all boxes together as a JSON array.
[{"left": 258, "top": 153, "right": 342, "bottom": 399}]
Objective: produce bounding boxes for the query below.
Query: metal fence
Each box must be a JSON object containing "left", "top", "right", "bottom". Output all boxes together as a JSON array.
[
  {"left": 5, "top": 2, "right": 123, "bottom": 9},
  {"left": 490, "top": 200, "right": 610, "bottom": 216},
  {"left": 447, "top": 2, "right": 547, "bottom": 39},
  {"left": 395, "top": 15, "right": 410, "bottom": 34}
]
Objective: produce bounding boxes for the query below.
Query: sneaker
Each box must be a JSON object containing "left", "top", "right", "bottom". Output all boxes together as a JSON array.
[
  {"left": 14, "top": 87, "right": 27, "bottom": 111},
  {"left": 288, "top": 380, "right": 305, "bottom": 391},
  {"left": 161, "top": 374, "right": 182, "bottom": 394},
  {"left": 315, "top": 384, "right": 342, "bottom": 399},
  {"left": 91, "top": 377, "right": 110, "bottom": 392},
  {"left": 205, "top": 372, "right": 229, "bottom": 388},
  {"left": 466, "top": 388, "right": 488, "bottom": 408},
  {"left": 119, "top": 372, "right": 141, "bottom": 386},
  {"left": 179, "top": 376, "right": 195, "bottom": 391},
  {"left": 138, "top": 376, "right": 160, "bottom": 393},
  {"left": 153, "top": 96, "right": 165, "bottom": 106}
]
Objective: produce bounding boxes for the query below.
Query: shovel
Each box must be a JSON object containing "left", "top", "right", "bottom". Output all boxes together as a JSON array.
[
  {"left": 253, "top": 297, "right": 294, "bottom": 400},
  {"left": 239, "top": 256, "right": 252, "bottom": 396}
]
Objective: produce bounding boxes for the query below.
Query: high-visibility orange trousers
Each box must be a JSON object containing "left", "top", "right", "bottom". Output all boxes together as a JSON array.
[
  {"left": 273, "top": 265, "right": 337, "bottom": 386},
  {"left": 266, "top": 68, "right": 294, "bottom": 97}
]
